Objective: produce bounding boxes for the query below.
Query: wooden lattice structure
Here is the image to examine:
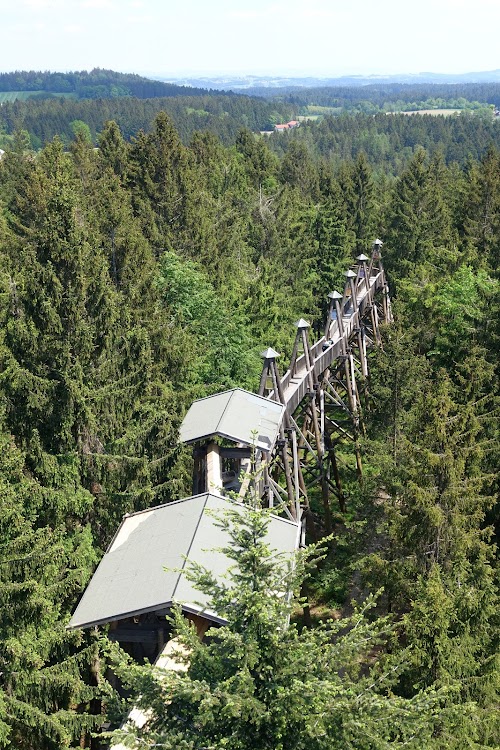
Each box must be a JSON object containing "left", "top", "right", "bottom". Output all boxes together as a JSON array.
[{"left": 183, "top": 240, "right": 392, "bottom": 534}]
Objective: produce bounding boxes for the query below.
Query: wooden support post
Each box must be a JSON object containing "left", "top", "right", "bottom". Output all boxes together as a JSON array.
[
  {"left": 258, "top": 347, "right": 281, "bottom": 398},
  {"left": 289, "top": 335, "right": 301, "bottom": 377},
  {"left": 362, "top": 327, "right": 369, "bottom": 376},
  {"left": 356, "top": 253, "right": 370, "bottom": 290},
  {"left": 192, "top": 446, "right": 207, "bottom": 495},
  {"left": 255, "top": 447, "right": 263, "bottom": 501},
  {"left": 270, "top": 356, "right": 288, "bottom": 407},
  {"left": 324, "top": 292, "right": 336, "bottom": 339},
  {"left": 346, "top": 269, "right": 358, "bottom": 312},
  {"left": 258, "top": 367, "right": 269, "bottom": 397},
  {"left": 341, "top": 270, "right": 356, "bottom": 318},
  {"left": 332, "top": 292, "right": 344, "bottom": 338},
  {"left": 206, "top": 442, "right": 222, "bottom": 493},
  {"left": 329, "top": 445, "right": 346, "bottom": 513},
  {"left": 187, "top": 614, "right": 211, "bottom": 640},
  {"left": 357, "top": 327, "right": 369, "bottom": 378},
  {"left": 382, "top": 284, "right": 389, "bottom": 323},
  {"left": 371, "top": 239, "right": 393, "bottom": 325},
  {"left": 343, "top": 351, "right": 363, "bottom": 480},
  {"left": 371, "top": 303, "right": 382, "bottom": 346},
  {"left": 267, "top": 353, "right": 295, "bottom": 516},
  {"left": 291, "top": 428, "right": 301, "bottom": 521},
  {"left": 344, "top": 353, "right": 357, "bottom": 420},
  {"left": 263, "top": 461, "right": 273, "bottom": 508},
  {"left": 319, "top": 387, "right": 325, "bottom": 455},
  {"left": 371, "top": 238, "right": 383, "bottom": 274},
  {"left": 354, "top": 439, "right": 363, "bottom": 480},
  {"left": 385, "top": 283, "right": 394, "bottom": 324}
]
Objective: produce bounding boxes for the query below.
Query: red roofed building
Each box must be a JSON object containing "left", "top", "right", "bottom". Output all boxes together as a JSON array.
[{"left": 274, "top": 120, "right": 300, "bottom": 132}]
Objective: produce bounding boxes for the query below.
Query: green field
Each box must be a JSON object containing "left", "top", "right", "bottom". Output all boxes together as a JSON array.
[{"left": 0, "top": 91, "right": 76, "bottom": 103}]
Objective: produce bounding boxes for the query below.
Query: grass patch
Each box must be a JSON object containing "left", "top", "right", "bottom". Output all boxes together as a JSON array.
[
  {"left": 0, "top": 91, "right": 76, "bottom": 103},
  {"left": 399, "top": 108, "right": 463, "bottom": 116},
  {"left": 185, "top": 107, "right": 210, "bottom": 117}
]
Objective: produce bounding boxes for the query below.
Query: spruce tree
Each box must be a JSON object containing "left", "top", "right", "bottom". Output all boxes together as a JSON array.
[
  {"left": 0, "top": 420, "right": 109, "bottom": 749},
  {"left": 365, "top": 339, "right": 499, "bottom": 748},
  {"left": 313, "top": 176, "right": 355, "bottom": 316},
  {"left": 108, "top": 505, "right": 442, "bottom": 750},
  {"left": 128, "top": 112, "right": 192, "bottom": 252},
  {"left": 385, "top": 148, "right": 454, "bottom": 273},
  {"left": 463, "top": 146, "right": 500, "bottom": 272}
]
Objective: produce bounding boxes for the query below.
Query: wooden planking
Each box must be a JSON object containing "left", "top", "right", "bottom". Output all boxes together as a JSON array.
[{"left": 274, "top": 271, "right": 384, "bottom": 416}]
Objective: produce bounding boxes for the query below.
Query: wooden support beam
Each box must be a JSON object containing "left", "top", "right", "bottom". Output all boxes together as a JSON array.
[
  {"left": 188, "top": 241, "right": 392, "bottom": 524},
  {"left": 206, "top": 442, "right": 222, "bottom": 493}
]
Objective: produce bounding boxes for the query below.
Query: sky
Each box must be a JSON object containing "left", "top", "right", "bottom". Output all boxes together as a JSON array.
[{"left": 0, "top": 0, "right": 499, "bottom": 78}]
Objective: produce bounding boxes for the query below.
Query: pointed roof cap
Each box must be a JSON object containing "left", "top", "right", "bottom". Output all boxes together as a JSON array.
[
  {"left": 344, "top": 269, "right": 357, "bottom": 278},
  {"left": 294, "top": 318, "right": 310, "bottom": 329},
  {"left": 356, "top": 253, "right": 370, "bottom": 261},
  {"left": 327, "top": 290, "right": 342, "bottom": 300},
  {"left": 260, "top": 347, "right": 280, "bottom": 359}
]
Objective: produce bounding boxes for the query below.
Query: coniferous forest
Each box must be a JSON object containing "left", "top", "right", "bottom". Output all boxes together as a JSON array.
[{"left": 0, "top": 91, "right": 498, "bottom": 749}]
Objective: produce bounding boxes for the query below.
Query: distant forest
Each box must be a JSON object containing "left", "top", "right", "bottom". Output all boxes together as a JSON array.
[
  {"left": 0, "top": 72, "right": 498, "bottom": 174},
  {"left": 0, "top": 68, "right": 213, "bottom": 99},
  {"left": 0, "top": 94, "right": 292, "bottom": 149},
  {"left": 249, "top": 81, "right": 500, "bottom": 108},
  {"left": 1, "top": 98, "right": 499, "bottom": 176}
]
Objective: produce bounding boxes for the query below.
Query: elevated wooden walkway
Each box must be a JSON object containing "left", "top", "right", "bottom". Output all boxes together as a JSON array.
[
  {"left": 279, "top": 270, "right": 386, "bottom": 416},
  {"left": 182, "top": 240, "right": 393, "bottom": 526}
]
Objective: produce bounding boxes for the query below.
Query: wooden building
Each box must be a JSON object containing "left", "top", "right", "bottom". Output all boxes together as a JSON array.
[{"left": 68, "top": 492, "right": 299, "bottom": 661}]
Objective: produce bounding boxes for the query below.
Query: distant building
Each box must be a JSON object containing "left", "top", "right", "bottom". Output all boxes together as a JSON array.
[{"left": 274, "top": 120, "right": 300, "bottom": 132}]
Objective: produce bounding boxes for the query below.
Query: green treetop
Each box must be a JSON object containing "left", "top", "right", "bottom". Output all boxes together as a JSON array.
[{"left": 108, "top": 503, "right": 446, "bottom": 750}]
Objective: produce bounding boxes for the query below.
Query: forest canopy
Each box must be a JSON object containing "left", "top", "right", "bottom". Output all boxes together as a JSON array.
[{"left": 0, "top": 101, "right": 498, "bottom": 748}]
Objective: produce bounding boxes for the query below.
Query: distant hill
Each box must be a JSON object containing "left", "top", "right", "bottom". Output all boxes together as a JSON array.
[
  {"left": 161, "top": 69, "right": 500, "bottom": 93},
  {"left": 0, "top": 68, "right": 217, "bottom": 100}
]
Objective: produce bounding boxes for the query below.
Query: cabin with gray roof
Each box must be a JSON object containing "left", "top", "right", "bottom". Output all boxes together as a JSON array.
[{"left": 68, "top": 492, "right": 299, "bottom": 663}]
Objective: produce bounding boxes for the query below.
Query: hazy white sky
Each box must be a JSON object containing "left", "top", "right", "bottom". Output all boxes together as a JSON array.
[{"left": 0, "top": 0, "right": 498, "bottom": 77}]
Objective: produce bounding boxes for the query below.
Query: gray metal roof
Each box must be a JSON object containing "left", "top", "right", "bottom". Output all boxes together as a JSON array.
[
  {"left": 179, "top": 388, "right": 284, "bottom": 452},
  {"left": 260, "top": 347, "right": 280, "bottom": 359},
  {"left": 68, "top": 493, "right": 300, "bottom": 629}
]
